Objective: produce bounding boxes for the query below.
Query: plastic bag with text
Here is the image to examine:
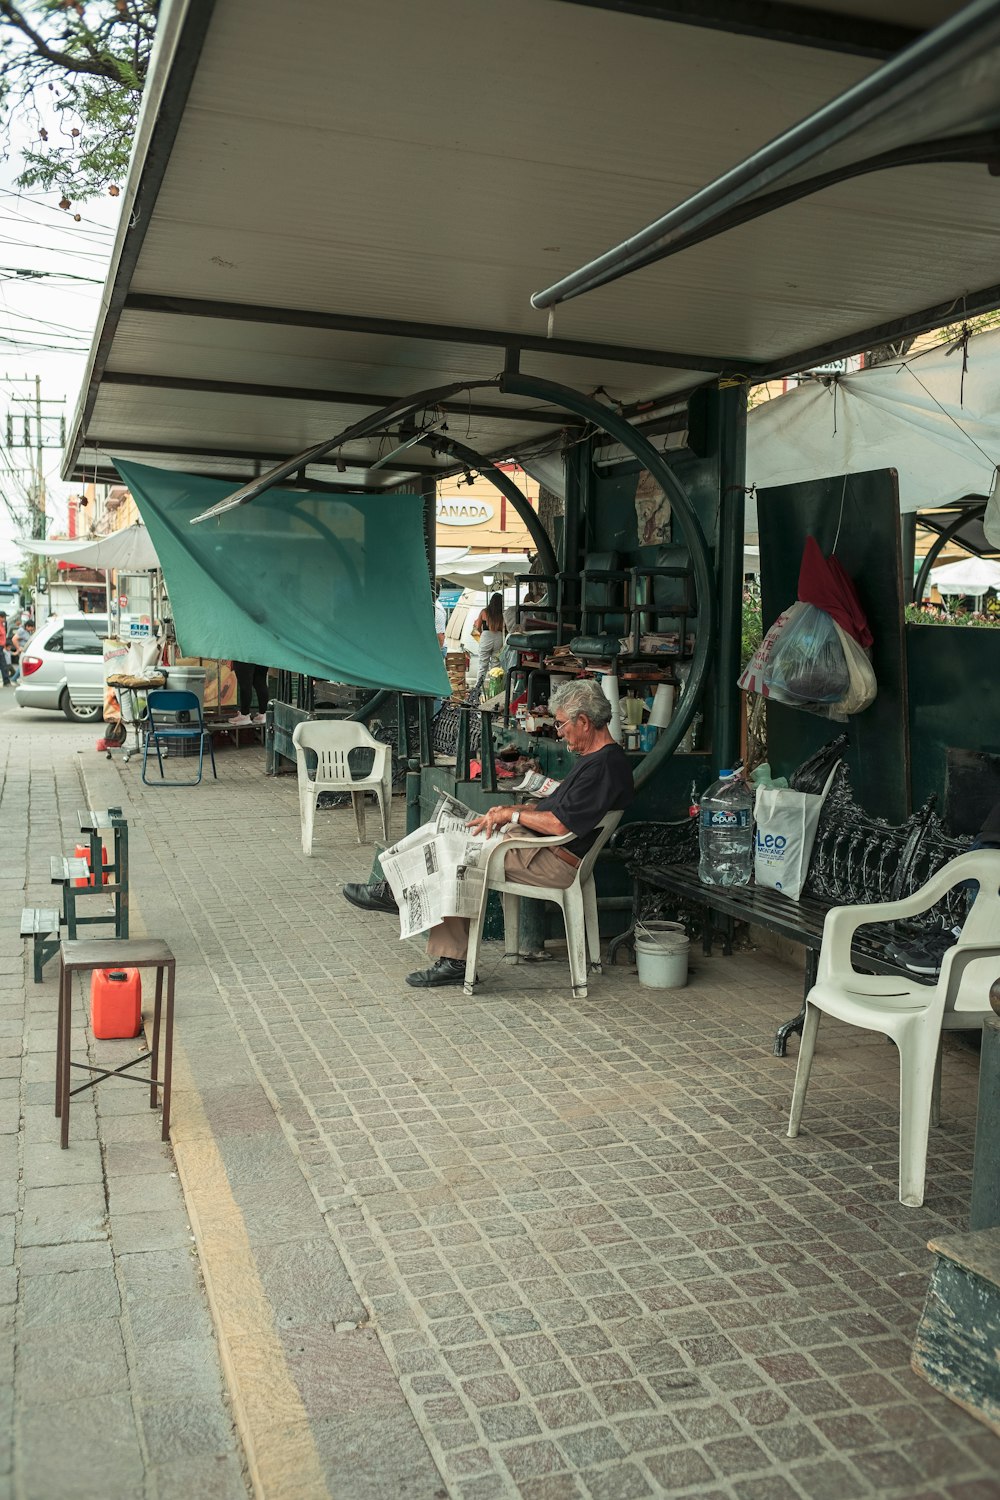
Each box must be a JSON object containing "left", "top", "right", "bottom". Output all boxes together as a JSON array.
[{"left": 737, "top": 602, "right": 805, "bottom": 699}]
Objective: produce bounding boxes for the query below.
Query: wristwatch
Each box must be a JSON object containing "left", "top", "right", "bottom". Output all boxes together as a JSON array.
[{"left": 510, "top": 809, "right": 521, "bottom": 826}]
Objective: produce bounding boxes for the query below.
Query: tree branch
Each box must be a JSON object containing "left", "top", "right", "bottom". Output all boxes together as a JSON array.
[{"left": 0, "top": 1, "right": 144, "bottom": 85}]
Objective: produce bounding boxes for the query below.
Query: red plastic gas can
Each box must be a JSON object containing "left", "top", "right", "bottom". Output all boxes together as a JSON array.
[
  {"left": 74, "top": 843, "right": 110, "bottom": 888},
  {"left": 90, "top": 969, "right": 142, "bottom": 1039}
]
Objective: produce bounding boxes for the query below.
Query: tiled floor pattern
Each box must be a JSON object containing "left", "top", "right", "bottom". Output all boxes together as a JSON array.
[
  {"left": 1, "top": 700, "right": 248, "bottom": 1500},
  {"left": 90, "top": 737, "right": 1000, "bottom": 1500}
]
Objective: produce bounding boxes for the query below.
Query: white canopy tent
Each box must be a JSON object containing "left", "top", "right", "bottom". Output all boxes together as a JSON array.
[
  {"left": 20, "top": 524, "right": 160, "bottom": 571},
  {"left": 928, "top": 555, "right": 1000, "bottom": 595},
  {"left": 436, "top": 551, "right": 532, "bottom": 588},
  {"left": 745, "top": 327, "right": 1000, "bottom": 523}
]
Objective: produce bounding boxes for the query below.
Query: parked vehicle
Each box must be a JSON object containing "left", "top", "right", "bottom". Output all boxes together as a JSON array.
[{"left": 14, "top": 614, "right": 109, "bottom": 723}]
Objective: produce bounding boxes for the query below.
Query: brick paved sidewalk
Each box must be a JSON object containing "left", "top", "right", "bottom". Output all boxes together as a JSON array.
[
  {"left": 48, "top": 709, "right": 1000, "bottom": 1497},
  {"left": 0, "top": 698, "right": 249, "bottom": 1500}
]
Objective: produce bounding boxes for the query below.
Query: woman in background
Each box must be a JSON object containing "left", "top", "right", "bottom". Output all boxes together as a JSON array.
[
  {"left": 469, "top": 593, "right": 506, "bottom": 705},
  {"left": 230, "top": 662, "right": 270, "bottom": 725}
]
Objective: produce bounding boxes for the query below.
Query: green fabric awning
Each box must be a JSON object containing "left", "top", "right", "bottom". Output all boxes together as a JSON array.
[{"left": 115, "top": 460, "right": 449, "bottom": 696}]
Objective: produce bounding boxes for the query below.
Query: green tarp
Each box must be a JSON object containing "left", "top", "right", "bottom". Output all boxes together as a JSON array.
[{"left": 115, "top": 460, "right": 449, "bottom": 697}]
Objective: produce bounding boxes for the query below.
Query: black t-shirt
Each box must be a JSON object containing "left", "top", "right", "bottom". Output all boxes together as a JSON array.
[{"left": 537, "top": 741, "right": 635, "bottom": 856}]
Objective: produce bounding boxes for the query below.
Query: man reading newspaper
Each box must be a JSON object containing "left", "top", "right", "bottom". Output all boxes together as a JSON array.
[{"left": 343, "top": 679, "right": 634, "bottom": 987}]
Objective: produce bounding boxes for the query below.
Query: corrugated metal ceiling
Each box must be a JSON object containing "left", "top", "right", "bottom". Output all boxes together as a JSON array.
[{"left": 68, "top": 0, "right": 1000, "bottom": 493}]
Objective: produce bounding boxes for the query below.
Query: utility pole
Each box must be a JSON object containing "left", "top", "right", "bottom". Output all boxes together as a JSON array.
[{"left": 4, "top": 374, "right": 66, "bottom": 539}]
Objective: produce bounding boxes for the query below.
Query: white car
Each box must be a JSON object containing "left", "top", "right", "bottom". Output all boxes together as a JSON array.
[{"left": 14, "top": 613, "right": 109, "bottom": 723}]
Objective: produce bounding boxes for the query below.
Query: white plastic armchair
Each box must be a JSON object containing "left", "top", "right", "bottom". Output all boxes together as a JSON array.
[
  {"left": 291, "top": 720, "right": 392, "bottom": 852},
  {"left": 788, "top": 849, "right": 1000, "bottom": 1207},
  {"left": 463, "top": 809, "right": 624, "bottom": 999}
]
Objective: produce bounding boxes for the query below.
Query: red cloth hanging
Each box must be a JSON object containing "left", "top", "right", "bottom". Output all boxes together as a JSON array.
[{"left": 797, "top": 535, "right": 873, "bottom": 647}]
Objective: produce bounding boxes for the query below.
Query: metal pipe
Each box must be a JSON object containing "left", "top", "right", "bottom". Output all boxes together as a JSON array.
[
  {"left": 190, "top": 379, "right": 502, "bottom": 522},
  {"left": 498, "top": 372, "right": 716, "bottom": 791},
  {"left": 532, "top": 131, "right": 1000, "bottom": 308},
  {"left": 530, "top": 3, "right": 1000, "bottom": 309},
  {"left": 715, "top": 387, "right": 748, "bottom": 770}
]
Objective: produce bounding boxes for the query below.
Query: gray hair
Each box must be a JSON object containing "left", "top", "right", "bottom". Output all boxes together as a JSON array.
[{"left": 550, "top": 678, "right": 612, "bottom": 728}]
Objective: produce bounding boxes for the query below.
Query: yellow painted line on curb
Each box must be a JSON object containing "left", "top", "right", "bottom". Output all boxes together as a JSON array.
[{"left": 112, "top": 863, "right": 331, "bottom": 1500}]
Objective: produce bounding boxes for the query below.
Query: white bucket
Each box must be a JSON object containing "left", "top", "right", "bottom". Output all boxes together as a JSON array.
[{"left": 635, "top": 920, "right": 689, "bottom": 989}]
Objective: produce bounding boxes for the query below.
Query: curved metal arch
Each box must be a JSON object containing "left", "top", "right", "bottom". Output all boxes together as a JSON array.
[
  {"left": 190, "top": 378, "right": 502, "bottom": 523},
  {"left": 432, "top": 434, "right": 559, "bottom": 580},
  {"left": 199, "top": 372, "right": 718, "bottom": 792},
  {"left": 499, "top": 372, "right": 717, "bottom": 790},
  {"left": 913, "top": 502, "right": 987, "bottom": 603}
]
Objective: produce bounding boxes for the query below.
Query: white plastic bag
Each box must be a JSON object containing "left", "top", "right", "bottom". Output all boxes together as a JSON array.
[
  {"left": 738, "top": 602, "right": 805, "bottom": 698},
  {"left": 832, "top": 622, "right": 876, "bottom": 716},
  {"left": 754, "top": 764, "right": 839, "bottom": 900}
]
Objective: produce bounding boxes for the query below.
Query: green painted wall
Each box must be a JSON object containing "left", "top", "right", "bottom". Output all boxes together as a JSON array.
[{"left": 907, "top": 625, "right": 1000, "bottom": 828}]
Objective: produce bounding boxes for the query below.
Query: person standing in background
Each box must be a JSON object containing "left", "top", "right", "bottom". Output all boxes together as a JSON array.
[
  {"left": 469, "top": 593, "right": 506, "bottom": 706},
  {"left": 0, "top": 614, "right": 10, "bottom": 687},
  {"left": 10, "top": 617, "right": 32, "bottom": 682},
  {"left": 230, "top": 662, "right": 270, "bottom": 726}
]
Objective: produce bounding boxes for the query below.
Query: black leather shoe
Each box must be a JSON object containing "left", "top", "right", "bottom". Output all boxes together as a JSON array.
[
  {"left": 406, "top": 957, "right": 467, "bottom": 988},
  {"left": 342, "top": 880, "right": 398, "bottom": 915}
]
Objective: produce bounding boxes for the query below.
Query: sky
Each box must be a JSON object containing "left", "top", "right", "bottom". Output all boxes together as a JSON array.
[{"left": 0, "top": 130, "right": 123, "bottom": 579}]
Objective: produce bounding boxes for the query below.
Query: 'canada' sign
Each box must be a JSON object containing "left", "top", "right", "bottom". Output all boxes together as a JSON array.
[{"left": 436, "top": 498, "right": 495, "bottom": 526}]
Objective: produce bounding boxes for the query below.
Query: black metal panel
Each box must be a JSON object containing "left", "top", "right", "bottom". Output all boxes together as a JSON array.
[
  {"left": 124, "top": 293, "right": 755, "bottom": 375},
  {"left": 552, "top": 0, "right": 921, "bottom": 58},
  {"left": 102, "top": 370, "right": 576, "bottom": 427},
  {"left": 907, "top": 624, "right": 1000, "bottom": 823},
  {"left": 757, "top": 467, "right": 910, "bottom": 822}
]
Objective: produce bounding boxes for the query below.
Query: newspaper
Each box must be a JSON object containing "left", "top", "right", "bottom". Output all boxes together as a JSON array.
[
  {"left": 510, "top": 770, "right": 562, "bottom": 798},
  {"left": 379, "top": 791, "right": 505, "bottom": 941}
]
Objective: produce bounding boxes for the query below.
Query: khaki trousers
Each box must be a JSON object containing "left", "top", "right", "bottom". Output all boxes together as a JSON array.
[{"left": 426, "top": 844, "right": 578, "bottom": 961}]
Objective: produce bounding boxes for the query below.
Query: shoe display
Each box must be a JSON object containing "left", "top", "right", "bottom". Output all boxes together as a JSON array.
[
  {"left": 406, "top": 957, "right": 467, "bottom": 988},
  {"left": 229, "top": 713, "right": 253, "bottom": 726},
  {"left": 342, "top": 880, "right": 399, "bottom": 915}
]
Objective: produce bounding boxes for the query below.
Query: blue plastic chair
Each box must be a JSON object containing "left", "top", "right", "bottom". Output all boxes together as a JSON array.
[{"left": 141, "top": 690, "right": 217, "bottom": 786}]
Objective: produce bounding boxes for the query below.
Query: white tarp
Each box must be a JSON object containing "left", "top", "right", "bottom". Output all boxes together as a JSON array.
[
  {"left": 20, "top": 524, "right": 160, "bottom": 570},
  {"left": 436, "top": 551, "right": 531, "bottom": 586},
  {"left": 929, "top": 556, "right": 1000, "bottom": 595},
  {"left": 746, "top": 328, "right": 1000, "bottom": 518}
]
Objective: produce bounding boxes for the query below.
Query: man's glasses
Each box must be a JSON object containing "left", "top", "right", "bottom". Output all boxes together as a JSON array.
[{"left": 555, "top": 716, "right": 574, "bottom": 736}]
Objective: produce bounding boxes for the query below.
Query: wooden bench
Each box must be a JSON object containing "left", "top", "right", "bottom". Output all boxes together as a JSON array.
[
  {"left": 21, "top": 907, "right": 61, "bottom": 984},
  {"left": 610, "top": 745, "right": 971, "bottom": 1056}
]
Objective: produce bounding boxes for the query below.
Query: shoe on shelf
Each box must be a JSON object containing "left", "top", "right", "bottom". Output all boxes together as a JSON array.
[
  {"left": 342, "top": 880, "right": 398, "bottom": 915},
  {"left": 406, "top": 957, "right": 467, "bottom": 988},
  {"left": 229, "top": 713, "right": 253, "bottom": 726},
  {"left": 251, "top": 713, "right": 267, "bottom": 725}
]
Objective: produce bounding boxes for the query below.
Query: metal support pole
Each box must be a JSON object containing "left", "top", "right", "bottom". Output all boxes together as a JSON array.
[
  {"left": 479, "top": 710, "right": 496, "bottom": 792},
  {"left": 406, "top": 770, "right": 422, "bottom": 836},
  {"left": 716, "top": 384, "right": 748, "bottom": 771},
  {"left": 970, "top": 1005, "right": 1000, "bottom": 1231},
  {"left": 418, "top": 696, "right": 434, "bottom": 767}
]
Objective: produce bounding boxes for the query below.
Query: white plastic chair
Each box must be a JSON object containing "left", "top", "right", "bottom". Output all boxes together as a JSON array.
[
  {"left": 292, "top": 720, "right": 391, "bottom": 852},
  {"left": 464, "top": 809, "right": 624, "bottom": 999},
  {"left": 788, "top": 849, "right": 1000, "bottom": 1207}
]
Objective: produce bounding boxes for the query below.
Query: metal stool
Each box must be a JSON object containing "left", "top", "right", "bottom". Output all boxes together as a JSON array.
[{"left": 56, "top": 939, "right": 176, "bottom": 1149}]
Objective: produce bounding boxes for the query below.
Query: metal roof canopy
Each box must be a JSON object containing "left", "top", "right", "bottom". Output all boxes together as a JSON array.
[{"left": 66, "top": 0, "right": 998, "bottom": 493}]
